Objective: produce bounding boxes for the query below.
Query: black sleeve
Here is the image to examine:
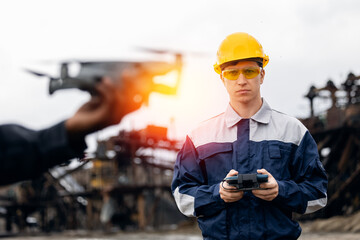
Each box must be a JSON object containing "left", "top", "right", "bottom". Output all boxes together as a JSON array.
[{"left": 0, "top": 121, "right": 87, "bottom": 185}]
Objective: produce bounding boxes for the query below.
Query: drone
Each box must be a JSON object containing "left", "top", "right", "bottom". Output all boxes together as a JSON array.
[{"left": 25, "top": 48, "right": 183, "bottom": 105}]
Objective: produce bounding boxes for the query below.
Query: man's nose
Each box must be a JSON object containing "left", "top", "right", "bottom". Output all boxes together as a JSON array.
[{"left": 236, "top": 74, "right": 247, "bottom": 85}]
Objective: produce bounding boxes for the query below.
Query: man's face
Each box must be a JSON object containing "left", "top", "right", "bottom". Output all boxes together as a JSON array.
[{"left": 220, "top": 60, "right": 264, "bottom": 105}]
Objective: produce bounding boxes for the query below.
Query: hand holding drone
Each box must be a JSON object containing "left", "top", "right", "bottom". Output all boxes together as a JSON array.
[{"left": 26, "top": 51, "right": 183, "bottom": 135}]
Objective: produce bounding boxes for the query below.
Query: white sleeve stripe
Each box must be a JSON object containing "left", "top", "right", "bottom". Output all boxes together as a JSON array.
[
  {"left": 305, "top": 196, "right": 327, "bottom": 214},
  {"left": 173, "top": 187, "right": 195, "bottom": 217}
]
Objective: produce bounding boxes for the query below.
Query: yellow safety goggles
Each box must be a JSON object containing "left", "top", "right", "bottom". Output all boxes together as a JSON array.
[{"left": 222, "top": 67, "right": 261, "bottom": 80}]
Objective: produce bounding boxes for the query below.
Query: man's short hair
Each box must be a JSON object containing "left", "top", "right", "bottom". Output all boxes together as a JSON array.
[{"left": 220, "top": 58, "right": 263, "bottom": 71}]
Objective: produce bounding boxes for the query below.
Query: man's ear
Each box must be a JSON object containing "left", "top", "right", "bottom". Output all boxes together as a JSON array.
[
  {"left": 220, "top": 74, "right": 225, "bottom": 84},
  {"left": 260, "top": 69, "right": 265, "bottom": 85}
]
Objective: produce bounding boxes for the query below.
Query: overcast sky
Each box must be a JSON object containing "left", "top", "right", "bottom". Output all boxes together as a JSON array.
[{"left": 1, "top": 0, "right": 360, "bottom": 148}]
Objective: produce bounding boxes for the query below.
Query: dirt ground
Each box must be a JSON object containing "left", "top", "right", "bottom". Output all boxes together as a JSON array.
[
  {"left": 1, "top": 232, "right": 360, "bottom": 240},
  {"left": 3, "top": 214, "right": 360, "bottom": 240},
  {"left": 299, "top": 232, "right": 360, "bottom": 240},
  {"left": 1, "top": 230, "right": 360, "bottom": 240}
]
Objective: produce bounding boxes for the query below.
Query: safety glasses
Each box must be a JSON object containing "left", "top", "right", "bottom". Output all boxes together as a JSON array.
[{"left": 222, "top": 67, "right": 261, "bottom": 80}]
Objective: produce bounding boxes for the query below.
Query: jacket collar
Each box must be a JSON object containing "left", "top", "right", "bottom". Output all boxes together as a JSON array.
[{"left": 225, "top": 99, "right": 272, "bottom": 128}]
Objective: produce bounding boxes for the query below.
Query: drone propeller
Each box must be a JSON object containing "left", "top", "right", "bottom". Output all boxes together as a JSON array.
[
  {"left": 136, "top": 47, "right": 171, "bottom": 55},
  {"left": 24, "top": 69, "right": 58, "bottom": 79},
  {"left": 135, "top": 46, "right": 210, "bottom": 57}
]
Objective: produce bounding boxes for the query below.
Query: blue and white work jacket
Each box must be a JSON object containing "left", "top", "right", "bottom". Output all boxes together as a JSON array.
[{"left": 171, "top": 100, "right": 327, "bottom": 240}]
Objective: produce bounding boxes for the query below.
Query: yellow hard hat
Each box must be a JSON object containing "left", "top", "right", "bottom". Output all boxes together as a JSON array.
[{"left": 214, "top": 32, "right": 269, "bottom": 74}]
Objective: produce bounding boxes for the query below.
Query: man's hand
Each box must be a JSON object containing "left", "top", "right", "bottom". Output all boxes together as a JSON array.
[
  {"left": 252, "top": 169, "right": 279, "bottom": 201},
  {"left": 66, "top": 77, "right": 122, "bottom": 135},
  {"left": 219, "top": 169, "right": 244, "bottom": 202},
  {"left": 66, "top": 72, "right": 145, "bottom": 137}
]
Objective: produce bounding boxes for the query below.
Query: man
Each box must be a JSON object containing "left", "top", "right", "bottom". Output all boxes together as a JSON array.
[
  {"left": 0, "top": 73, "right": 142, "bottom": 186},
  {"left": 171, "top": 32, "right": 328, "bottom": 240}
]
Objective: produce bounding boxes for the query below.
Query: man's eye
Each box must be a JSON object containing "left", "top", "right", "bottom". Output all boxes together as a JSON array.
[
  {"left": 228, "top": 70, "right": 239, "bottom": 77},
  {"left": 244, "top": 69, "right": 255, "bottom": 74}
]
